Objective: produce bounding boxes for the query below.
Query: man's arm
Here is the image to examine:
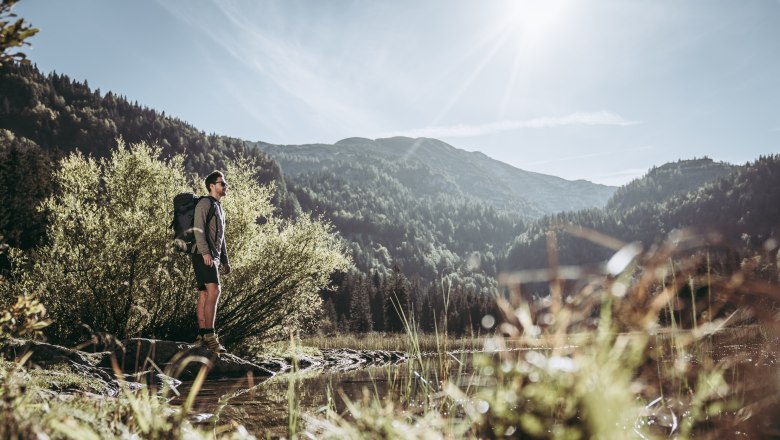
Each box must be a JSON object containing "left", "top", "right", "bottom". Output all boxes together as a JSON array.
[
  {"left": 220, "top": 239, "right": 229, "bottom": 266},
  {"left": 221, "top": 240, "right": 231, "bottom": 274}
]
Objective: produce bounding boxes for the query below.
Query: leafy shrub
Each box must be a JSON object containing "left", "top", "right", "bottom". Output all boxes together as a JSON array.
[
  {"left": 0, "top": 295, "right": 50, "bottom": 341},
  {"left": 2, "top": 140, "right": 350, "bottom": 346}
]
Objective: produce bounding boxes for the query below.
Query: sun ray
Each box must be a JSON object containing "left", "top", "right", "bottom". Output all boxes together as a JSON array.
[
  {"left": 498, "top": 36, "right": 524, "bottom": 119},
  {"left": 499, "top": 1, "right": 572, "bottom": 119},
  {"left": 430, "top": 24, "right": 514, "bottom": 126}
]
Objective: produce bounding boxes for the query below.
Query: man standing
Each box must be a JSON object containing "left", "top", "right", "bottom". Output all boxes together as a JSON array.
[{"left": 192, "top": 171, "right": 231, "bottom": 353}]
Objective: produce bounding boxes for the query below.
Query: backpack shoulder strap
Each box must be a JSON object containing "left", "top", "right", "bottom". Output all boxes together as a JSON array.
[
  {"left": 201, "top": 196, "right": 218, "bottom": 254},
  {"left": 204, "top": 196, "right": 217, "bottom": 225}
]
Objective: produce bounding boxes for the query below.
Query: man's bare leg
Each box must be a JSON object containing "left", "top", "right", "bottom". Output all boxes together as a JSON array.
[
  {"left": 203, "top": 283, "right": 221, "bottom": 328},
  {"left": 197, "top": 290, "right": 208, "bottom": 329},
  {"left": 200, "top": 283, "right": 225, "bottom": 352}
]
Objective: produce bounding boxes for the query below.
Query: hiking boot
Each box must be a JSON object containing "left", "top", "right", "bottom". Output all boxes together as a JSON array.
[
  {"left": 192, "top": 334, "right": 205, "bottom": 347},
  {"left": 203, "top": 333, "right": 227, "bottom": 354}
]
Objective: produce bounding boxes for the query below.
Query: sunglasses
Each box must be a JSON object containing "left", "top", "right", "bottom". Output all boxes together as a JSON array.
[{"left": 215, "top": 181, "right": 228, "bottom": 187}]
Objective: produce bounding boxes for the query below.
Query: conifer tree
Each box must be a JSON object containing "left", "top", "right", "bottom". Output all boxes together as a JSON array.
[
  {"left": 349, "top": 273, "right": 373, "bottom": 333},
  {"left": 370, "top": 271, "right": 385, "bottom": 331},
  {"left": 385, "top": 265, "right": 410, "bottom": 332}
]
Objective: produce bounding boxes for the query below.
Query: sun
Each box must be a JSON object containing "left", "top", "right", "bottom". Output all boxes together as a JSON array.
[
  {"left": 428, "top": 1, "right": 574, "bottom": 124},
  {"left": 504, "top": 1, "right": 570, "bottom": 43},
  {"left": 493, "top": 1, "right": 572, "bottom": 116}
]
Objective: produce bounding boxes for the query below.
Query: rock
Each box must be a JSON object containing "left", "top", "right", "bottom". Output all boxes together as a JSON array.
[
  {"left": 106, "top": 338, "right": 278, "bottom": 380},
  {"left": 318, "top": 348, "right": 406, "bottom": 371},
  {"left": 290, "top": 355, "right": 323, "bottom": 370},
  {"left": 0, "top": 338, "right": 112, "bottom": 378},
  {"left": 0, "top": 338, "right": 120, "bottom": 394},
  {"left": 156, "top": 372, "right": 182, "bottom": 393},
  {"left": 254, "top": 357, "right": 290, "bottom": 373},
  {"left": 3, "top": 337, "right": 87, "bottom": 360},
  {"left": 1, "top": 338, "right": 408, "bottom": 393}
]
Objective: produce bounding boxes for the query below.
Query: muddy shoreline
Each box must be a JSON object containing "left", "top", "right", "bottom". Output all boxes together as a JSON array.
[{"left": 0, "top": 338, "right": 408, "bottom": 396}]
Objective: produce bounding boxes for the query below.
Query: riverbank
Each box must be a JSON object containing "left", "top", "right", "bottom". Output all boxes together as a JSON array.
[
  {"left": 2, "top": 324, "right": 777, "bottom": 438},
  {"left": 0, "top": 337, "right": 406, "bottom": 438}
]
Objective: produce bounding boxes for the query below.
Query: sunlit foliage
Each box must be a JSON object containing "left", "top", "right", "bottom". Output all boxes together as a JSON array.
[
  {"left": 0, "top": 0, "right": 38, "bottom": 66},
  {"left": 3, "top": 140, "right": 349, "bottom": 345}
]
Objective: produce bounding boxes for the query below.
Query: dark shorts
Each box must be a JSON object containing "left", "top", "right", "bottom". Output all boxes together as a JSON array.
[{"left": 192, "top": 253, "right": 220, "bottom": 291}]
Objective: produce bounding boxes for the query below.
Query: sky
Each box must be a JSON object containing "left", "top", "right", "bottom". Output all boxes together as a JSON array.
[{"left": 14, "top": 0, "right": 780, "bottom": 186}]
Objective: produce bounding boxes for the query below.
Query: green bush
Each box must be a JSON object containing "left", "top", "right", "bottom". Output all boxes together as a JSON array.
[{"left": 2, "top": 140, "right": 350, "bottom": 345}]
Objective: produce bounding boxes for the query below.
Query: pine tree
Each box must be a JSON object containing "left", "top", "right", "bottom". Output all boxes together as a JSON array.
[
  {"left": 349, "top": 273, "right": 373, "bottom": 333},
  {"left": 385, "top": 265, "right": 410, "bottom": 332},
  {"left": 0, "top": 131, "right": 53, "bottom": 252},
  {"left": 370, "top": 271, "right": 385, "bottom": 331}
]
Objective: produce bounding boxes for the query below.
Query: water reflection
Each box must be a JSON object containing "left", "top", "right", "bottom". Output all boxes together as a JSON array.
[
  {"left": 170, "top": 335, "right": 773, "bottom": 438},
  {"left": 173, "top": 356, "right": 476, "bottom": 437}
]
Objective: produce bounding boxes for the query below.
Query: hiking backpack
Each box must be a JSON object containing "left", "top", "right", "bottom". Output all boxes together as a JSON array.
[{"left": 171, "top": 193, "right": 216, "bottom": 253}]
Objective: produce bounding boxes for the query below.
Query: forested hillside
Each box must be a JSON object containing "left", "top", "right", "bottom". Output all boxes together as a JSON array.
[
  {"left": 504, "top": 156, "right": 779, "bottom": 281},
  {"left": 0, "top": 62, "right": 294, "bottom": 250},
  {"left": 253, "top": 136, "right": 615, "bottom": 289},
  {"left": 253, "top": 138, "right": 618, "bottom": 334},
  {"left": 287, "top": 161, "right": 525, "bottom": 279},
  {"left": 605, "top": 158, "right": 738, "bottom": 212},
  {"left": 267, "top": 144, "right": 530, "bottom": 333}
]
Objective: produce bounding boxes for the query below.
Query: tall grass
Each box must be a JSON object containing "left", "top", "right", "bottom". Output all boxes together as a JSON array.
[
  {"left": 301, "top": 332, "right": 485, "bottom": 353},
  {"left": 0, "top": 350, "right": 258, "bottom": 439},
  {"left": 287, "top": 330, "right": 302, "bottom": 439},
  {"left": 0, "top": 302, "right": 253, "bottom": 440},
  {"left": 304, "top": 228, "right": 780, "bottom": 439}
]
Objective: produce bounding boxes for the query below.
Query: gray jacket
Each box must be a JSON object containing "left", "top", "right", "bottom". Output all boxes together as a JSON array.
[{"left": 193, "top": 196, "right": 229, "bottom": 265}]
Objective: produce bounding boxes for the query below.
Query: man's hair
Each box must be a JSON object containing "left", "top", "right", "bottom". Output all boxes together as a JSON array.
[{"left": 205, "top": 171, "right": 225, "bottom": 192}]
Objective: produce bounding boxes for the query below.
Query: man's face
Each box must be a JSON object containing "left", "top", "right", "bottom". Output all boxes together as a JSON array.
[{"left": 213, "top": 177, "right": 228, "bottom": 197}]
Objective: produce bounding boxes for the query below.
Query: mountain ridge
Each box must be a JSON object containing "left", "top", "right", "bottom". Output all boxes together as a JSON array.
[
  {"left": 254, "top": 136, "right": 616, "bottom": 217},
  {"left": 503, "top": 155, "right": 777, "bottom": 277},
  {"left": 605, "top": 157, "right": 739, "bottom": 213}
]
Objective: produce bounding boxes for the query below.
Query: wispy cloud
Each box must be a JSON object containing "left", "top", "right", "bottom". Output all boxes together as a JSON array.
[
  {"left": 526, "top": 145, "right": 653, "bottom": 166},
  {"left": 379, "top": 111, "right": 640, "bottom": 139},
  {"left": 591, "top": 168, "right": 649, "bottom": 186},
  {"left": 156, "top": 1, "right": 381, "bottom": 140}
]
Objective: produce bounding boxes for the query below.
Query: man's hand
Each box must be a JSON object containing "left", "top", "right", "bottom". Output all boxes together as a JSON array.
[
  {"left": 203, "top": 254, "right": 213, "bottom": 267},
  {"left": 223, "top": 263, "right": 232, "bottom": 275}
]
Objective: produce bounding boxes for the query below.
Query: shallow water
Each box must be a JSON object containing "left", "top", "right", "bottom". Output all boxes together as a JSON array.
[
  {"left": 171, "top": 331, "right": 777, "bottom": 438},
  {"left": 173, "top": 355, "right": 476, "bottom": 437}
]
